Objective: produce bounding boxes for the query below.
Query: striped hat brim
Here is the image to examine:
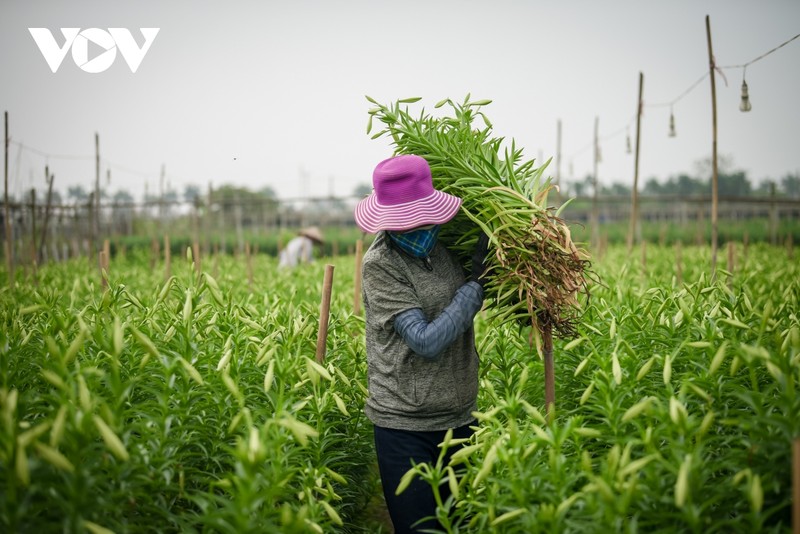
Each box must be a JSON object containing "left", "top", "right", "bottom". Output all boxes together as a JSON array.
[{"left": 354, "top": 190, "right": 462, "bottom": 233}]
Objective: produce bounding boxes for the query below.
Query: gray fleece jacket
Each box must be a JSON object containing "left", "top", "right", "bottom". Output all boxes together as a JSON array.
[{"left": 361, "top": 231, "right": 482, "bottom": 431}]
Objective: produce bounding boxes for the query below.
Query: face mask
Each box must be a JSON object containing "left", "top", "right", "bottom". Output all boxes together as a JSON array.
[{"left": 388, "top": 225, "right": 441, "bottom": 258}]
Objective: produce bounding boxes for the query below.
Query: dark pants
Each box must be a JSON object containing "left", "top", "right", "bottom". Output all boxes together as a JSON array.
[{"left": 374, "top": 421, "right": 475, "bottom": 534}]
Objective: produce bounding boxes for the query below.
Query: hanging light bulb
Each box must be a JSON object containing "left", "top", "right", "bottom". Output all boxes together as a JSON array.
[
  {"left": 739, "top": 78, "right": 752, "bottom": 112},
  {"left": 668, "top": 108, "right": 676, "bottom": 138}
]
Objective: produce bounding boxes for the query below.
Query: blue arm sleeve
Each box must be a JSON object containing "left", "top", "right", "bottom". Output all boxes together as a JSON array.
[{"left": 393, "top": 281, "right": 484, "bottom": 359}]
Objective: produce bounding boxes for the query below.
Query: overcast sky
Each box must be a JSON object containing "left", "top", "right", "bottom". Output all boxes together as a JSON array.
[{"left": 2, "top": 0, "right": 799, "bottom": 204}]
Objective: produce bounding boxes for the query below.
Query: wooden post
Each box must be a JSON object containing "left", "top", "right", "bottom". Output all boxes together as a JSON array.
[
  {"left": 103, "top": 239, "right": 110, "bottom": 273},
  {"left": 94, "top": 132, "right": 100, "bottom": 257},
  {"left": 315, "top": 264, "right": 335, "bottom": 363},
  {"left": 542, "top": 320, "right": 555, "bottom": 421},
  {"left": 706, "top": 15, "right": 719, "bottom": 281},
  {"left": 591, "top": 116, "right": 600, "bottom": 252},
  {"left": 3, "top": 111, "right": 12, "bottom": 289},
  {"left": 29, "top": 188, "right": 37, "bottom": 266},
  {"left": 354, "top": 238, "right": 363, "bottom": 315},
  {"left": 164, "top": 234, "right": 171, "bottom": 280},
  {"left": 38, "top": 168, "right": 54, "bottom": 263},
  {"left": 628, "top": 72, "right": 644, "bottom": 252},
  {"left": 193, "top": 241, "right": 201, "bottom": 277},
  {"left": 555, "top": 119, "right": 562, "bottom": 203}
]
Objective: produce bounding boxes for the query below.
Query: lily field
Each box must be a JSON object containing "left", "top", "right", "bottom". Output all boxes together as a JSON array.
[{"left": 0, "top": 240, "right": 798, "bottom": 533}]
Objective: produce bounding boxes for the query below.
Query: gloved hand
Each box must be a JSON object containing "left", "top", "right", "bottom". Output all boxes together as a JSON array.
[{"left": 470, "top": 232, "right": 491, "bottom": 287}]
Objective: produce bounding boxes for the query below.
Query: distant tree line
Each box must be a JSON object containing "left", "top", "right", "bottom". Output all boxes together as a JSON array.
[{"left": 566, "top": 157, "right": 799, "bottom": 199}]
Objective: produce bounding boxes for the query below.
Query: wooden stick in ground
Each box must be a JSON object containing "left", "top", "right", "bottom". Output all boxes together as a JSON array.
[
  {"left": 706, "top": 15, "right": 719, "bottom": 282},
  {"left": 794, "top": 437, "right": 800, "bottom": 534},
  {"left": 3, "top": 111, "right": 13, "bottom": 290},
  {"left": 30, "top": 189, "right": 38, "bottom": 285},
  {"left": 354, "top": 239, "right": 363, "bottom": 315},
  {"left": 38, "top": 168, "right": 54, "bottom": 263},
  {"left": 103, "top": 239, "right": 110, "bottom": 269},
  {"left": 164, "top": 234, "right": 171, "bottom": 281},
  {"left": 315, "top": 264, "right": 335, "bottom": 363},
  {"left": 193, "top": 242, "right": 201, "bottom": 278},
  {"left": 627, "top": 71, "right": 643, "bottom": 253},
  {"left": 541, "top": 319, "right": 555, "bottom": 421}
]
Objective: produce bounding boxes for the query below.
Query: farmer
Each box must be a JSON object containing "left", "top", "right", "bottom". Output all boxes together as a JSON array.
[
  {"left": 278, "top": 226, "right": 324, "bottom": 268},
  {"left": 354, "top": 154, "right": 490, "bottom": 533}
]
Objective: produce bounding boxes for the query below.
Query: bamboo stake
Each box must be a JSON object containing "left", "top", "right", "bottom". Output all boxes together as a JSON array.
[
  {"left": 38, "top": 168, "right": 54, "bottom": 263},
  {"left": 354, "top": 239, "right": 363, "bottom": 315},
  {"left": 542, "top": 320, "right": 555, "bottom": 421},
  {"left": 193, "top": 241, "right": 201, "bottom": 277},
  {"left": 315, "top": 264, "right": 335, "bottom": 363},
  {"left": 706, "top": 15, "right": 719, "bottom": 282},
  {"left": 555, "top": 119, "right": 562, "bottom": 202},
  {"left": 3, "top": 111, "right": 12, "bottom": 289},
  {"left": 628, "top": 72, "right": 643, "bottom": 252},
  {"left": 30, "top": 189, "right": 38, "bottom": 285},
  {"left": 591, "top": 116, "right": 600, "bottom": 252},
  {"left": 793, "top": 437, "right": 800, "bottom": 534},
  {"left": 94, "top": 133, "right": 100, "bottom": 258},
  {"left": 164, "top": 234, "right": 171, "bottom": 281}
]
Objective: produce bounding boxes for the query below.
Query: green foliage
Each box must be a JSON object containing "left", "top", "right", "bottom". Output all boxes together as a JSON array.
[
  {"left": 403, "top": 243, "right": 799, "bottom": 533},
  {"left": 0, "top": 255, "right": 375, "bottom": 533}
]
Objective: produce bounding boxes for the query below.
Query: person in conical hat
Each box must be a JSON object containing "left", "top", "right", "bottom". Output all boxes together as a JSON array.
[
  {"left": 355, "top": 154, "right": 491, "bottom": 533},
  {"left": 278, "top": 226, "right": 325, "bottom": 268}
]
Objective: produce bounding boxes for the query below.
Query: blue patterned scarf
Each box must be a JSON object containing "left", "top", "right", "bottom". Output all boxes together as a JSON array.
[{"left": 388, "top": 225, "right": 441, "bottom": 258}]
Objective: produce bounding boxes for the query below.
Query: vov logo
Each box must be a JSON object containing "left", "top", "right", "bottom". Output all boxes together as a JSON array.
[{"left": 28, "top": 28, "right": 160, "bottom": 73}]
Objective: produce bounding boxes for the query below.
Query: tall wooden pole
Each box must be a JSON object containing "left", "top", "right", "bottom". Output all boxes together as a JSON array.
[
  {"left": 591, "top": 116, "right": 600, "bottom": 251},
  {"left": 555, "top": 119, "right": 562, "bottom": 201},
  {"left": 315, "top": 264, "right": 335, "bottom": 363},
  {"left": 706, "top": 15, "right": 719, "bottom": 281},
  {"left": 4, "top": 111, "right": 14, "bottom": 289},
  {"left": 628, "top": 72, "right": 644, "bottom": 252},
  {"left": 38, "top": 167, "right": 54, "bottom": 263},
  {"left": 94, "top": 132, "right": 100, "bottom": 256},
  {"left": 543, "top": 320, "right": 555, "bottom": 421}
]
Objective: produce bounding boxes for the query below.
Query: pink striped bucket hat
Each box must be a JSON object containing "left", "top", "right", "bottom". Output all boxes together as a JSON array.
[{"left": 354, "top": 154, "right": 462, "bottom": 233}]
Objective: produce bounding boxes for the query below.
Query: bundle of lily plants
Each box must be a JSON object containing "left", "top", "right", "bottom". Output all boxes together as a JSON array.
[{"left": 366, "top": 95, "right": 591, "bottom": 340}]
